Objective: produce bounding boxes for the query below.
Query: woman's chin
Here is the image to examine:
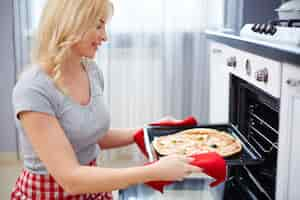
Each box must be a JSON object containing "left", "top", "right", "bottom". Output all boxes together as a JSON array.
[{"left": 85, "top": 52, "right": 97, "bottom": 59}]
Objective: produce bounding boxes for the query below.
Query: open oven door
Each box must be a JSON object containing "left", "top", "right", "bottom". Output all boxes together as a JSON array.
[{"left": 223, "top": 166, "right": 273, "bottom": 200}]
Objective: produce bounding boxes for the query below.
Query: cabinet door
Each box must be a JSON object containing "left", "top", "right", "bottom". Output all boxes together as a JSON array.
[
  {"left": 277, "top": 63, "right": 300, "bottom": 200},
  {"left": 209, "top": 42, "right": 229, "bottom": 123}
]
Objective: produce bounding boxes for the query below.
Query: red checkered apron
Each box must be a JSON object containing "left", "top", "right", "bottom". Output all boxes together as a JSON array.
[{"left": 10, "top": 160, "right": 113, "bottom": 200}]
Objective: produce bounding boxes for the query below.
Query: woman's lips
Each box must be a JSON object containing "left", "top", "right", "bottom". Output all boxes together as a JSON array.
[{"left": 92, "top": 42, "right": 100, "bottom": 50}]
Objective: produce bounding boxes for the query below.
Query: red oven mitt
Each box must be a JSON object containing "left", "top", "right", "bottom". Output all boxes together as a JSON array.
[
  {"left": 133, "top": 116, "right": 198, "bottom": 158},
  {"left": 189, "top": 152, "right": 226, "bottom": 187},
  {"left": 144, "top": 152, "right": 226, "bottom": 193}
]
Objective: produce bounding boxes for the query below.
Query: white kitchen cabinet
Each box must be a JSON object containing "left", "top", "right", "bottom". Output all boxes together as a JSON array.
[
  {"left": 209, "top": 41, "right": 240, "bottom": 124},
  {"left": 277, "top": 63, "right": 300, "bottom": 200},
  {"left": 209, "top": 42, "right": 229, "bottom": 123}
]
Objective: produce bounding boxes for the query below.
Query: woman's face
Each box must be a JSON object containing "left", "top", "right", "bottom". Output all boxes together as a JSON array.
[{"left": 72, "top": 19, "right": 108, "bottom": 58}]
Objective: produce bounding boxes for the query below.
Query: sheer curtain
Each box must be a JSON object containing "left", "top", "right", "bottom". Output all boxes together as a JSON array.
[
  {"left": 97, "top": 0, "right": 210, "bottom": 162},
  {"left": 100, "top": 0, "right": 211, "bottom": 125},
  {"left": 15, "top": 0, "right": 221, "bottom": 163}
]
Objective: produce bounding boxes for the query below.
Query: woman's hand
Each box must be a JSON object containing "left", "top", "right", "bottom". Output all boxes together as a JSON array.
[{"left": 150, "top": 155, "right": 203, "bottom": 181}]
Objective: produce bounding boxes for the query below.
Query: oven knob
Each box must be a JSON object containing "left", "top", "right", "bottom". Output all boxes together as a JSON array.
[
  {"left": 251, "top": 24, "right": 260, "bottom": 32},
  {"left": 227, "top": 56, "right": 237, "bottom": 68},
  {"left": 270, "top": 26, "right": 277, "bottom": 35},
  {"left": 245, "top": 59, "right": 251, "bottom": 76},
  {"left": 265, "top": 24, "right": 273, "bottom": 35},
  {"left": 255, "top": 68, "right": 268, "bottom": 83},
  {"left": 259, "top": 24, "right": 267, "bottom": 34}
]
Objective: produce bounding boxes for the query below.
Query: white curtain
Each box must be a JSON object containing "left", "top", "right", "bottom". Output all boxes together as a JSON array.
[
  {"left": 15, "top": 0, "right": 224, "bottom": 163},
  {"left": 97, "top": 0, "right": 211, "bottom": 162},
  {"left": 99, "top": 0, "right": 210, "bottom": 125}
]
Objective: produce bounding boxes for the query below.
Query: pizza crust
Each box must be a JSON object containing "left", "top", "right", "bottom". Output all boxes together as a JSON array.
[{"left": 152, "top": 128, "right": 242, "bottom": 157}]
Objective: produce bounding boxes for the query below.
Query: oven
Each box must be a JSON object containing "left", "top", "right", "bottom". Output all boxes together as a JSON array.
[
  {"left": 122, "top": 44, "right": 282, "bottom": 200},
  {"left": 142, "top": 65, "right": 280, "bottom": 200},
  {"left": 223, "top": 74, "right": 280, "bottom": 200},
  {"left": 141, "top": 54, "right": 281, "bottom": 200}
]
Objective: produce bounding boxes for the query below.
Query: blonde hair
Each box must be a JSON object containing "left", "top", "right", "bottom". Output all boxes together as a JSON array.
[{"left": 31, "top": 0, "right": 113, "bottom": 84}]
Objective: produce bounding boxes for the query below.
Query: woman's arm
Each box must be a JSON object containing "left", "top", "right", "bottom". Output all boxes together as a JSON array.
[
  {"left": 98, "top": 116, "right": 177, "bottom": 149},
  {"left": 20, "top": 111, "right": 201, "bottom": 195},
  {"left": 19, "top": 112, "right": 153, "bottom": 194},
  {"left": 98, "top": 128, "right": 137, "bottom": 149}
]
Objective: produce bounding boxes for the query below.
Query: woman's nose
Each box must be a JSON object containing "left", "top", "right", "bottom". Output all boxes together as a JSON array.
[{"left": 102, "top": 32, "right": 108, "bottom": 42}]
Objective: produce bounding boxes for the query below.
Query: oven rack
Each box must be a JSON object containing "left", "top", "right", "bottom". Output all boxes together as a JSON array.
[{"left": 249, "top": 112, "right": 279, "bottom": 135}]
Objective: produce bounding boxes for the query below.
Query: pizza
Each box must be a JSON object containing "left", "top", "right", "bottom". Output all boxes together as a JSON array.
[{"left": 152, "top": 128, "right": 242, "bottom": 157}]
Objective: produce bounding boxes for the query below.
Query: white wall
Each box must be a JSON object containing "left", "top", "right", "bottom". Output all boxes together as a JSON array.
[{"left": 0, "top": 0, "right": 18, "bottom": 153}]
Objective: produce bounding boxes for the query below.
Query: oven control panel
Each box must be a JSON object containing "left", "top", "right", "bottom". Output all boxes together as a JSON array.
[{"left": 226, "top": 48, "right": 282, "bottom": 98}]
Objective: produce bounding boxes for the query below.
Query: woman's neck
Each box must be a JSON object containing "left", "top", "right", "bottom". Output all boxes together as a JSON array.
[{"left": 61, "top": 54, "right": 83, "bottom": 75}]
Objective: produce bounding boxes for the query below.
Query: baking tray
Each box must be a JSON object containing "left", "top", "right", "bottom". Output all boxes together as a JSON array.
[{"left": 143, "top": 123, "right": 264, "bottom": 166}]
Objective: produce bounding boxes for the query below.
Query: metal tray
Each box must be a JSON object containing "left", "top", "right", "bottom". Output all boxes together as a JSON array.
[{"left": 143, "top": 123, "right": 264, "bottom": 166}]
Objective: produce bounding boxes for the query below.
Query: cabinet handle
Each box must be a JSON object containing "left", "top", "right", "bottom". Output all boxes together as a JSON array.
[
  {"left": 286, "top": 79, "right": 300, "bottom": 87},
  {"left": 255, "top": 68, "right": 268, "bottom": 83},
  {"left": 227, "top": 56, "right": 237, "bottom": 68},
  {"left": 212, "top": 48, "right": 222, "bottom": 54},
  {"left": 245, "top": 59, "right": 251, "bottom": 76}
]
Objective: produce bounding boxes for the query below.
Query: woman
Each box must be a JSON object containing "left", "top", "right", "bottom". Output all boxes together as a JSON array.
[{"left": 10, "top": 0, "right": 201, "bottom": 199}]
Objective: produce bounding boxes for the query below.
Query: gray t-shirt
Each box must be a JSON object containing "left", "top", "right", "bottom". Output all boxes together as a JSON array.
[{"left": 12, "top": 60, "right": 110, "bottom": 174}]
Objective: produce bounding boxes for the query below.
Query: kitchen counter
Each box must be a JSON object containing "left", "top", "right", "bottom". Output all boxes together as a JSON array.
[
  {"left": 119, "top": 178, "right": 224, "bottom": 200},
  {"left": 205, "top": 30, "right": 300, "bottom": 66}
]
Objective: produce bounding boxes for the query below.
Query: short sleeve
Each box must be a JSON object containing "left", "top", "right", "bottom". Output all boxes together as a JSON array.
[{"left": 12, "top": 84, "right": 56, "bottom": 120}]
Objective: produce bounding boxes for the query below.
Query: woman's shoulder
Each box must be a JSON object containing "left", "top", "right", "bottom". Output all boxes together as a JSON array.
[
  {"left": 12, "top": 65, "right": 58, "bottom": 118},
  {"left": 16, "top": 65, "right": 49, "bottom": 85},
  {"left": 13, "top": 65, "right": 56, "bottom": 100}
]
